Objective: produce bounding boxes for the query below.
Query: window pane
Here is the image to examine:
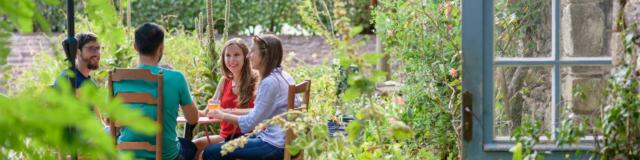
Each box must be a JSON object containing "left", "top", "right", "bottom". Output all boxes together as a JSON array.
[
  {"left": 560, "top": 0, "right": 614, "bottom": 57},
  {"left": 494, "top": 66, "right": 552, "bottom": 138},
  {"left": 560, "top": 66, "right": 611, "bottom": 136},
  {"left": 494, "top": 0, "right": 551, "bottom": 58}
]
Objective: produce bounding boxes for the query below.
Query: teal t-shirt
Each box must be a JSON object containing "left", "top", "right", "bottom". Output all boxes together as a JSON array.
[{"left": 114, "top": 64, "right": 193, "bottom": 160}]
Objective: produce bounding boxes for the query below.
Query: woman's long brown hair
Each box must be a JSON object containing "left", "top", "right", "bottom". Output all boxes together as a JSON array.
[
  {"left": 252, "top": 34, "right": 283, "bottom": 79},
  {"left": 220, "top": 38, "right": 258, "bottom": 108}
]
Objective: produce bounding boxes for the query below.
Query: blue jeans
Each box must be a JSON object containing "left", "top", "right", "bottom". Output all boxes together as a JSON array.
[
  {"left": 177, "top": 138, "right": 197, "bottom": 160},
  {"left": 202, "top": 137, "right": 284, "bottom": 160}
]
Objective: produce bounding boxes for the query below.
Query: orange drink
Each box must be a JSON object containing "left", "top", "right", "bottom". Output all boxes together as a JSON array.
[{"left": 207, "top": 103, "right": 220, "bottom": 111}]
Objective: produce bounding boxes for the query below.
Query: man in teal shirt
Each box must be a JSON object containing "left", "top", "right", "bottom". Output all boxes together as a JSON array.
[{"left": 113, "top": 23, "right": 198, "bottom": 160}]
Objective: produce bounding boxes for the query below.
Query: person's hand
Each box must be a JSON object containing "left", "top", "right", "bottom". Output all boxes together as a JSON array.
[
  {"left": 207, "top": 109, "right": 224, "bottom": 119},
  {"left": 208, "top": 98, "right": 217, "bottom": 104},
  {"left": 220, "top": 108, "right": 233, "bottom": 113},
  {"left": 198, "top": 110, "right": 208, "bottom": 117}
]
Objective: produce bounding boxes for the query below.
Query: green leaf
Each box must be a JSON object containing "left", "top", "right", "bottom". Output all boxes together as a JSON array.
[
  {"left": 337, "top": 53, "right": 352, "bottom": 67},
  {"left": 312, "top": 124, "right": 328, "bottom": 138},
  {"left": 42, "top": 0, "right": 61, "bottom": 5},
  {"left": 0, "top": 47, "right": 8, "bottom": 65},
  {"left": 16, "top": 17, "right": 34, "bottom": 33},
  {"left": 371, "top": 70, "right": 387, "bottom": 84},
  {"left": 449, "top": 79, "right": 460, "bottom": 87},
  {"left": 346, "top": 121, "right": 362, "bottom": 141},
  {"left": 349, "top": 26, "right": 363, "bottom": 38},
  {"left": 0, "top": 31, "right": 9, "bottom": 65},
  {"left": 287, "top": 142, "right": 301, "bottom": 156},
  {"left": 390, "top": 120, "right": 414, "bottom": 140},
  {"left": 363, "top": 53, "right": 384, "bottom": 65},
  {"left": 33, "top": 13, "right": 50, "bottom": 33},
  {"left": 343, "top": 88, "right": 360, "bottom": 102},
  {"left": 510, "top": 143, "right": 523, "bottom": 160}
]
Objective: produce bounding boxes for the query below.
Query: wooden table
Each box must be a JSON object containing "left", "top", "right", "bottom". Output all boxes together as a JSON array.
[
  {"left": 177, "top": 116, "right": 220, "bottom": 142},
  {"left": 176, "top": 116, "right": 221, "bottom": 124}
]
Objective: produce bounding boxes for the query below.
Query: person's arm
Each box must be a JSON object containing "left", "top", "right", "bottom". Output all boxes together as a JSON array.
[
  {"left": 182, "top": 102, "right": 199, "bottom": 125},
  {"left": 222, "top": 108, "right": 253, "bottom": 115},
  {"left": 210, "top": 110, "right": 240, "bottom": 125},
  {"left": 211, "top": 77, "right": 226, "bottom": 102},
  {"left": 212, "top": 78, "right": 279, "bottom": 133},
  {"left": 177, "top": 72, "right": 197, "bottom": 125},
  {"left": 200, "top": 77, "right": 226, "bottom": 116}
]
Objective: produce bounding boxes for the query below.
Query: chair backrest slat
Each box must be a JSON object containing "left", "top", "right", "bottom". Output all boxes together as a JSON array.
[
  {"left": 116, "top": 92, "right": 158, "bottom": 104},
  {"left": 111, "top": 69, "right": 161, "bottom": 82}
]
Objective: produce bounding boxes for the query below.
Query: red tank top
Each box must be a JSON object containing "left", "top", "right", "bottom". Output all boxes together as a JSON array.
[{"left": 219, "top": 79, "right": 254, "bottom": 138}]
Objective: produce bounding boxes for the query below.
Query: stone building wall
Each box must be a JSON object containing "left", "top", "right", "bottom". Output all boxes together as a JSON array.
[{"left": 561, "top": 0, "right": 615, "bottom": 120}]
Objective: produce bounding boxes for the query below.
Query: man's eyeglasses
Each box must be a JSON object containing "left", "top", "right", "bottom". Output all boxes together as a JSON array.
[{"left": 82, "top": 46, "right": 102, "bottom": 53}]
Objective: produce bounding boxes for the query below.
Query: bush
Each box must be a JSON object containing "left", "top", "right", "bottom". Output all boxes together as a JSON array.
[
  {"left": 285, "top": 64, "right": 338, "bottom": 115},
  {"left": 1, "top": 1, "right": 158, "bottom": 159},
  {"left": 161, "top": 29, "right": 213, "bottom": 109},
  {"left": 263, "top": 0, "right": 423, "bottom": 159},
  {"left": 374, "top": 0, "right": 462, "bottom": 159},
  {"left": 0, "top": 76, "right": 157, "bottom": 159}
]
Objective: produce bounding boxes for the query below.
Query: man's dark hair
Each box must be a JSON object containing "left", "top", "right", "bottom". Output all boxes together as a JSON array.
[
  {"left": 75, "top": 32, "right": 97, "bottom": 49},
  {"left": 134, "top": 23, "right": 165, "bottom": 55}
]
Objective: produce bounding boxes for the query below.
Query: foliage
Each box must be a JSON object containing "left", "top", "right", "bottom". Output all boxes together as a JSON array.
[
  {"left": 0, "top": 0, "right": 59, "bottom": 66},
  {"left": 35, "top": 0, "right": 373, "bottom": 35},
  {"left": 161, "top": 29, "right": 216, "bottom": 109},
  {"left": 0, "top": 0, "right": 161, "bottom": 159},
  {"left": 554, "top": 117, "right": 586, "bottom": 150},
  {"left": 35, "top": 0, "right": 67, "bottom": 32},
  {"left": 296, "top": 0, "right": 375, "bottom": 35},
  {"left": 219, "top": 0, "right": 421, "bottom": 159},
  {"left": 285, "top": 65, "right": 339, "bottom": 116},
  {"left": 220, "top": 95, "right": 417, "bottom": 159},
  {"left": 2, "top": 50, "right": 65, "bottom": 95},
  {"left": 592, "top": 25, "right": 640, "bottom": 159},
  {"left": 509, "top": 120, "right": 550, "bottom": 160},
  {"left": 299, "top": 0, "right": 384, "bottom": 102},
  {"left": 551, "top": 13, "right": 640, "bottom": 160},
  {"left": 374, "top": 0, "right": 462, "bottom": 159},
  {"left": 123, "top": 0, "right": 299, "bottom": 33},
  {"left": 0, "top": 69, "right": 157, "bottom": 159}
]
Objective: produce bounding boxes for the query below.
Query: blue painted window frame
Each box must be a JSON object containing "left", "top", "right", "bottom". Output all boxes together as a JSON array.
[{"left": 462, "top": 0, "right": 611, "bottom": 158}]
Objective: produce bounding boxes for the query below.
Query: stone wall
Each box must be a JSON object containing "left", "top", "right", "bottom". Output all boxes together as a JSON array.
[
  {"left": 561, "top": 0, "right": 614, "bottom": 121},
  {"left": 6, "top": 33, "right": 57, "bottom": 72}
]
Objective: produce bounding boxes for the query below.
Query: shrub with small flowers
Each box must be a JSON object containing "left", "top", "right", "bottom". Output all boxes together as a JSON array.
[{"left": 374, "top": 0, "right": 463, "bottom": 159}]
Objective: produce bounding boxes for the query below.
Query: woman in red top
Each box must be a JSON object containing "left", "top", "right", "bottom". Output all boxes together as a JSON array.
[{"left": 194, "top": 38, "right": 258, "bottom": 159}]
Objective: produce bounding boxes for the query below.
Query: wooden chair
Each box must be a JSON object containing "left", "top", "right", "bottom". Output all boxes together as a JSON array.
[
  {"left": 108, "top": 68, "right": 164, "bottom": 160},
  {"left": 284, "top": 80, "right": 311, "bottom": 160}
]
